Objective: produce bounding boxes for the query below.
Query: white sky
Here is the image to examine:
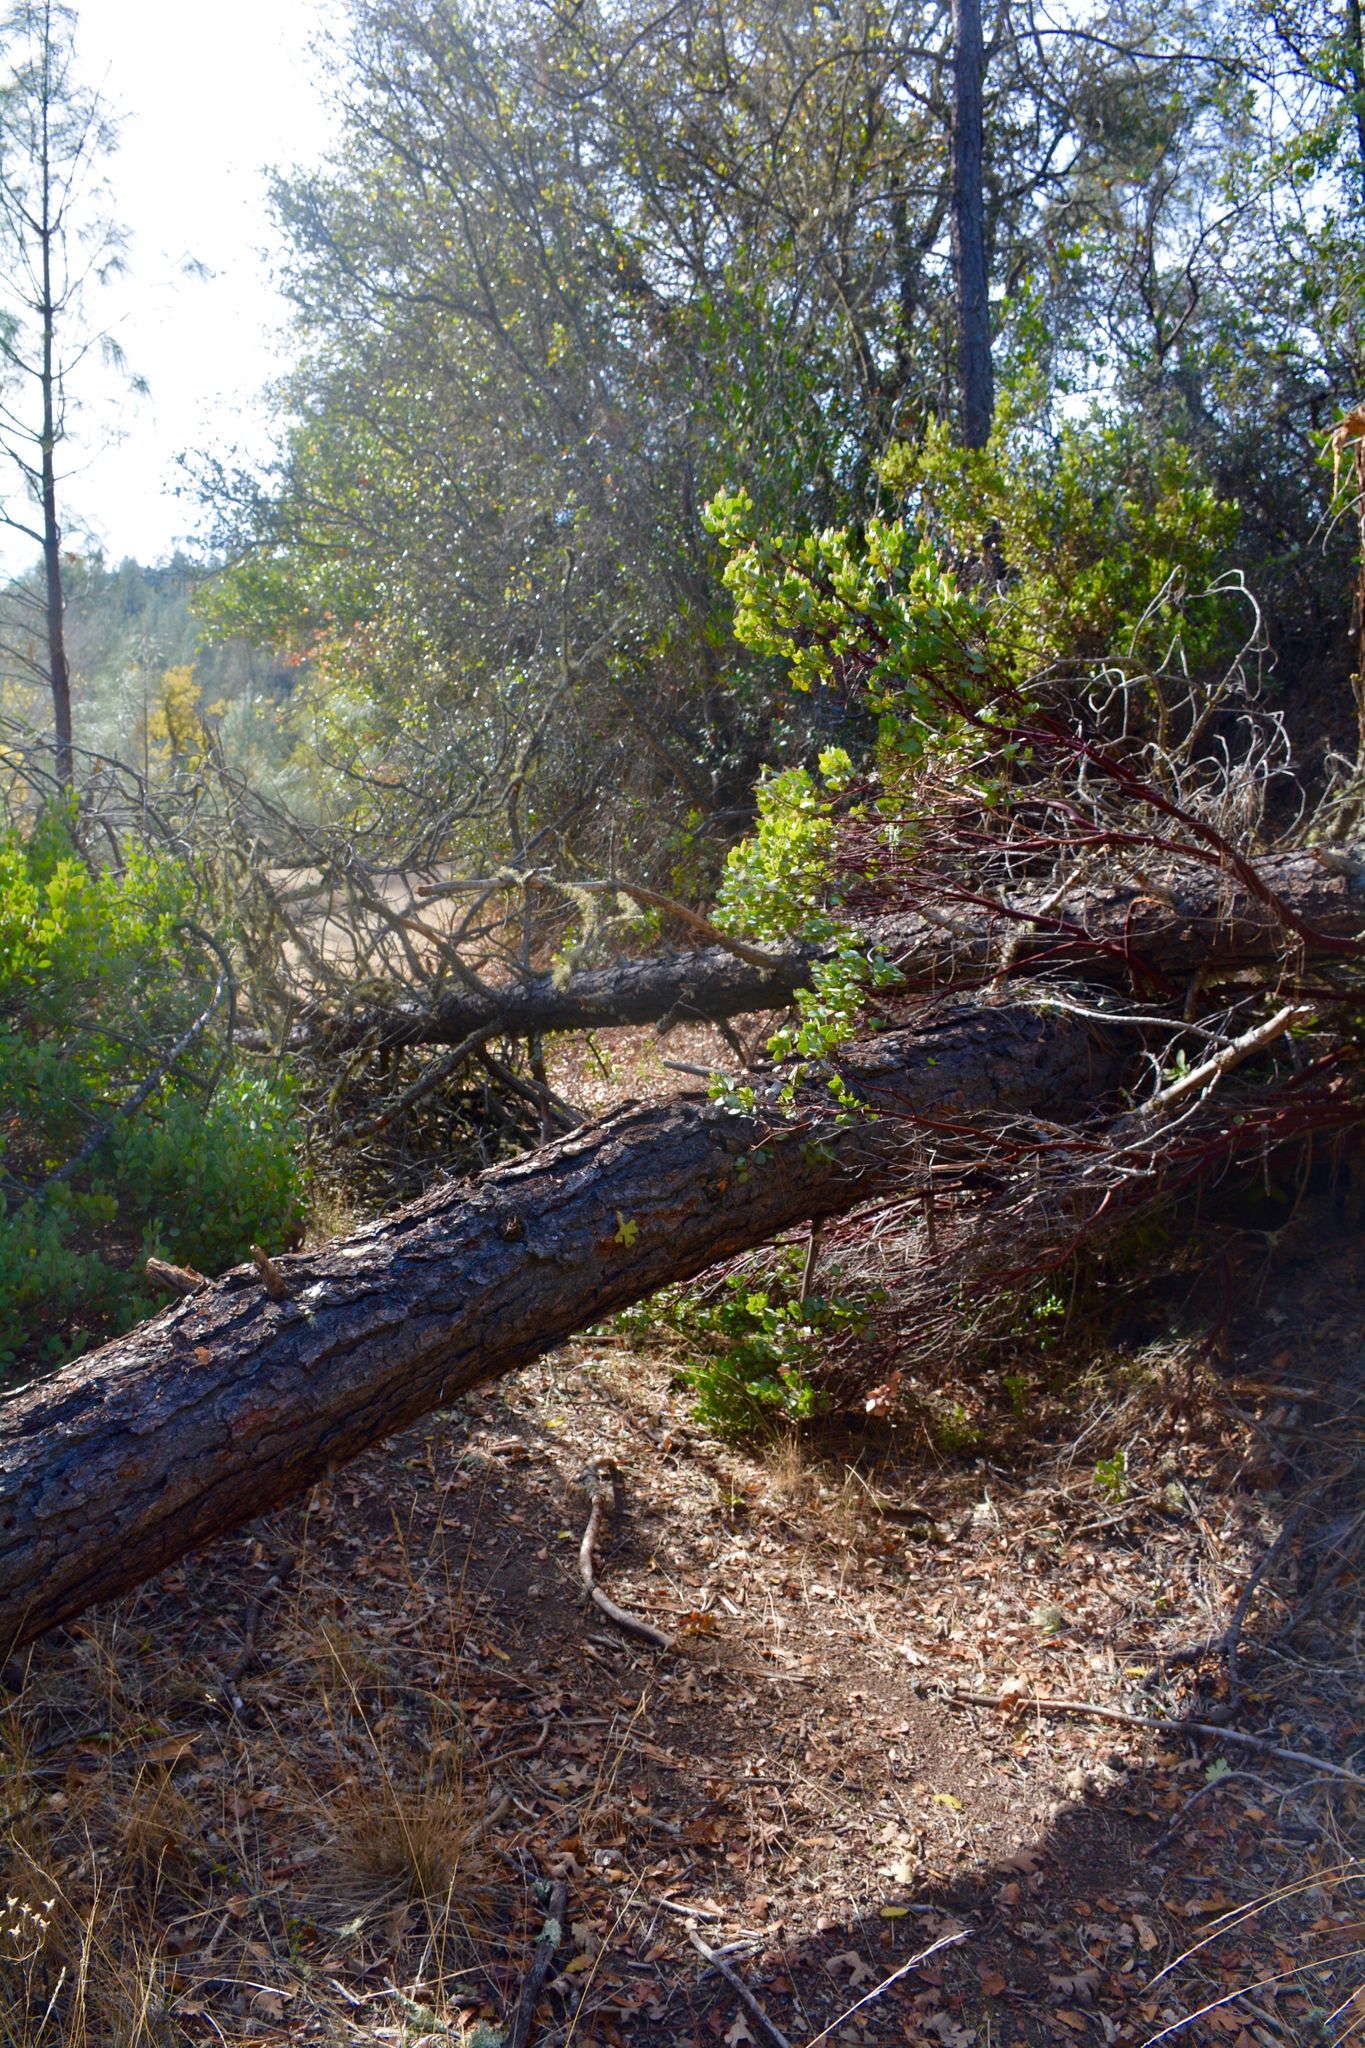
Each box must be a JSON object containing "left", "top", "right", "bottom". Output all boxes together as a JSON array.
[{"left": 5, "top": 0, "right": 343, "bottom": 574}]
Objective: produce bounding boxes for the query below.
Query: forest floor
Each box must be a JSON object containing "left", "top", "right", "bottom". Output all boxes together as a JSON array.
[
  {"left": 2, "top": 1033, "right": 1363, "bottom": 2048},
  {"left": 1, "top": 1254, "right": 1360, "bottom": 2046}
]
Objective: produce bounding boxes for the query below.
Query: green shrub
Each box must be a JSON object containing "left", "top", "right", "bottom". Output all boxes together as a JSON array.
[
  {"left": 1094, "top": 1449, "right": 1131, "bottom": 1504},
  {"left": 618, "top": 1246, "right": 865, "bottom": 1440},
  {"left": 0, "top": 808, "right": 302, "bottom": 1376},
  {"left": 931, "top": 1399, "right": 981, "bottom": 1455}
]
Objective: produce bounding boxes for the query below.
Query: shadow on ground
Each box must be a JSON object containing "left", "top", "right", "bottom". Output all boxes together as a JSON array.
[{"left": 3, "top": 1233, "right": 1362, "bottom": 2048}]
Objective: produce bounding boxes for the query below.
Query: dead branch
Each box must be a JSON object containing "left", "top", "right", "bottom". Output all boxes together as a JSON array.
[
  {"left": 0, "top": 1003, "right": 1120, "bottom": 1653},
  {"left": 576, "top": 1459, "right": 673, "bottom": 1651},
  {"left": 507, "top": 1879, "right": 568, "bottom": 2048},
  {"left": 937, "top": 1688, "right": 1365, "bottom": 1784},
  {"left": 686, "top": 1926, "right": 793, "bottom": 2048},
  {"left": 253, "top": 844, "right": 1365, "bottom": 1057}
]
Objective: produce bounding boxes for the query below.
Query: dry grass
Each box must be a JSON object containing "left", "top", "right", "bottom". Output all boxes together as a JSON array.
[{"left": 0, "top": 1229, "right": 1361, "bottom": 2045}]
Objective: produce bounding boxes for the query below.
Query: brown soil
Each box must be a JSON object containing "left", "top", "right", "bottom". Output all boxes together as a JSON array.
[{"left": 1, "top": 1217, "right": 1361, "bottom": 2048}]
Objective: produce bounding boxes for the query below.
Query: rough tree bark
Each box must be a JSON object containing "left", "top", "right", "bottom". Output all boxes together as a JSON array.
[
  {"left": 281, "top": 848, "right": 1365, "bottom": 1054},
  {"left": 950, "top": 0, "right": 993, "bottom": 448},
  {"left": 0, "top": 1004, "right": 1123, "bottom": 1654}
]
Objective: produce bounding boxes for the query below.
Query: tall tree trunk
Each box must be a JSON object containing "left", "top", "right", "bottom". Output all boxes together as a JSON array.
[
  {"left": 950, "top": 0, "right": 993, "bottom": 449},
  {"left": 38, "top": 8, "right": 72, "bottom": 790},
  {"left": 1346, "top": 0, "right": 1365, "bottom": 204},
  {"left": 41, "top": 385, "right": 72, "bottom": 791},
  {"left": 0, "top": 1004, "right": 1121, "bottom": 1654}
]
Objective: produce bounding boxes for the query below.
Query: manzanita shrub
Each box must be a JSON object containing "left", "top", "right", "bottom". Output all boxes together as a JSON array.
[{"left": 0, "top": 807, "right": 302, "bottom": 1376}]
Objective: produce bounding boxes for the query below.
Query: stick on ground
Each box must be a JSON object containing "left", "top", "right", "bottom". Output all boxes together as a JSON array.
[
  {"left": 687, "top": 1925, "right": 793, "bottom": 2048},
  {"left": 506, "top": 1879, "right": 568, "bottom": 2048},
  {"left": 939, "top": 1688, "right": 1365, "bottom": 1785},
  {"left": 577, "top": 1459, "right": 673, "bottom": 1651}
]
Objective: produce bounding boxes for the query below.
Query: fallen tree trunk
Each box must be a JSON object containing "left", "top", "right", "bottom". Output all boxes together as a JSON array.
[
  {"left": 0, "top": 1003, "right": 1123, "bottom": 1653},
  {"left": 278, "top": 845, "right": 1365, "bottom": 1054}
]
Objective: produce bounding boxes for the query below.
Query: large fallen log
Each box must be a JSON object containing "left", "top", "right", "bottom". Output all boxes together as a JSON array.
[
  {"left": 0, "top": 1003, "right": 1124, "bottom": 1653},
  {"left": 285, "top": 846, "right": 1365, "bottom": 1053}
]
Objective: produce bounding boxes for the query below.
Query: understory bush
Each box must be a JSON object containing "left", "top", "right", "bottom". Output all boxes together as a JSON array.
[
  {"left": 0, "top": 807, "right": 302, "bottom": 1376},
  {"left": 617, "top": 1245, "right": 866, "bottom": 1439}
]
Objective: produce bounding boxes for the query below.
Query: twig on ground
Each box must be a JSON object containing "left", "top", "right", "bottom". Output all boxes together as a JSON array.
[
  {"left": 1224, "top": 1501, "right": 1310, "bottom": 1705},
  {"left": 218, "top": 1571, "right": 287, "bottom": 1712},
  {"left": 638, "top": 1896, "right": 726, "bottom": 1924},
  {"left": 1154, "top": 1768, "right": 1272, "bottom": 1849},
  {"left": 506, "top": 1878, "right": 568, "bottom": 2048},
  {"left": 577, "top": 1459, "right": 673, "bottom": 1651},
  {"left": 938, "top": 1688, "right": 1365, "bottom": 1784},
  {"left": 799, "top": 1929, "right": 970, "bottom": 2048},
  {"left": 686, "top": 1925, "right": 793, "bottom": 2048}
]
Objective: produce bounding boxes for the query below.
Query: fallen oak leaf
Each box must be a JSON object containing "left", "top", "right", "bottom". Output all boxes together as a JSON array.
[
  {"left": 825, "top": 1950, "right": 878, "bottom": 1986},
  {"left": 676, "top": 1611, "right": 721, "bottom": 1636},
  {"left": 863, "top": 1371, "right": 902, "bottom": 1416},
  {"left": 1049, "top": 1967, "right": 1101, "bottom": 2004},
  {"left": 136, "top": 1735, "right": 198, "bottom": 1768},
  {"left": 724, "top": 2016, "right": 755, "bottom": 2047}
]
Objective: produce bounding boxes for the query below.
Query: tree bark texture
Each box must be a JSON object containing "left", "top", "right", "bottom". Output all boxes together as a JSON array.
[
  {"left": 294, "top": 848, "right": 1365, "bottom": 1054},
  {"left": 0, "top": 1004, "right": 1122, "bottom": 1654},
  {"left": 950, "top": 0, "right": 994, "bottom": 448}
]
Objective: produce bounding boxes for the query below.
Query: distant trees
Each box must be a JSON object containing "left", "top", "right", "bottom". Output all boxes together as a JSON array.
[
  {"left": 0, "top": 0, "right": 127, "bottom": 785},
  {"left": 202, "top": 0, "right": 1365, "bottom": 856}
]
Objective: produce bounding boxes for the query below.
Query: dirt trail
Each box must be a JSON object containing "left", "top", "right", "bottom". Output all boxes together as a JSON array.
[{"left": 2, "top": 1222, "right": 1359, "bottom": 2048}]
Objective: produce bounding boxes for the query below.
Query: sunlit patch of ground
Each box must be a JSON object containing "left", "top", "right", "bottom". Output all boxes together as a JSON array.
[{"left": 1, "top": 1226, "right": 1360, "bottom": 2046}]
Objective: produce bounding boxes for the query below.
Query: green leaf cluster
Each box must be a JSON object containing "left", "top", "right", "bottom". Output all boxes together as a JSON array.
[
  {"left": 617, "top": 1246, "right": 865, "bottom": 1440},
  {"left": 880, "top": 410, "right": 1242, "bottom": 679},
  {"left": 712, "top": 748, "right": 901, "bottom": 1091},
  {"left": 704, "top": 489, "right": 990, "bottom": 735},
  {"left": 0, "top": 811, "right": 302, "bottom": 1375}
]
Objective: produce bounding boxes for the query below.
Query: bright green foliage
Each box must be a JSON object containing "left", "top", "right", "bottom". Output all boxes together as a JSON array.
[
  {"left": 712, "top": 748, "right": 901, "bottom": 1091},
  {"left": 707, "top": 409, "right": 1242, "bottom": 734},
  {"left": 880, "top": 411, "right": 1242, "bottom": 678},
  {"left": 715, "top": 750, "right": 853, "bottom": 948},
  {"left": 701, "top": 410, "right": 1246, "bottom": 1079},
  {"left": 1093, "top": 1449, "right": 1131, "bottom": 1503},
  {"left": 931, "top": 1400, "right": 981, "bottom": 1455},
  {"left": 0, "top": 811, "right": 302, "bottom": 1374},
  {"left": 617, "top": 1246, "right": 865, "bottom": 1440},
  {"left": 704, "top": 489, "right": 990, "bottom": 738}
]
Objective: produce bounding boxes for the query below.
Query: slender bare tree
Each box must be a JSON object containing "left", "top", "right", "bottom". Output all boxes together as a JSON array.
[{"left": 0, "top": 0, "right": 127, "bottom": 784}]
